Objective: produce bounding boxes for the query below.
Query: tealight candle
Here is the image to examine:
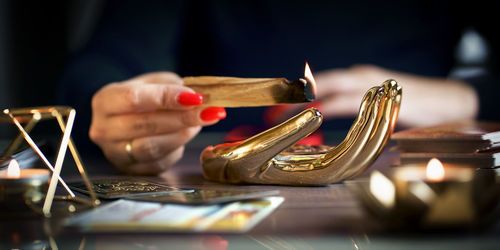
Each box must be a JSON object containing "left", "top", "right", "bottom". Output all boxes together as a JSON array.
[
  {"left": 393, "top": 158, "right": 474, "bottom": 183},
  {"left": 0, "top": 159, "right": 51, "bottom": 217},
  {"left": 348, "top": 157, "right": 499, "bottom": 229},
  {"left": 389, "top": 158, "right": 497, "bottom": 227}
]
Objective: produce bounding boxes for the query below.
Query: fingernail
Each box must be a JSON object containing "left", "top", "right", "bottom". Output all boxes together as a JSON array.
[
  {"left": 177, "top": 92, "right": 203, "bottom": 106},
  {"left": 201, "top": 107, "right": 226, "bottom": 121}
]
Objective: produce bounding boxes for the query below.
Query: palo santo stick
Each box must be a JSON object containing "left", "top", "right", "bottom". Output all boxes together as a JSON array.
[{"left": 183, "top": 76, "right": 316, "bottom": 107}]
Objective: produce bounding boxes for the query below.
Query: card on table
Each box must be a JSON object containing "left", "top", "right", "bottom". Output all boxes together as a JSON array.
[
  {"left": 391, "top": 121, "right": 500, "bottom": 153},
  {"left": 68, "top": 177, "right": 193, "bottom": 199},
  {"left": 64, "top": 196, "right": 284, "bottom": 233},
  {"left": 127, "top": 189, "right": 280, "bottom": 205}
]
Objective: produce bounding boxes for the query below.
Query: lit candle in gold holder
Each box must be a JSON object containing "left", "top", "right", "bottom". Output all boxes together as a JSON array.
[
  {"left": 1, "top": 106, "right": 100, "bottom": 217},
  {"left": 348, "top": 158, "right": 499, "bottom": 229},
  {"left": 0, "top": 159, "right": 50, "bottom": 217}
]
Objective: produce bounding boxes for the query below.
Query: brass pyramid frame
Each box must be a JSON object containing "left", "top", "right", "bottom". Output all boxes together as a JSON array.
[{"left": 1, "top": 106, "right": 98, "bottom": 217}]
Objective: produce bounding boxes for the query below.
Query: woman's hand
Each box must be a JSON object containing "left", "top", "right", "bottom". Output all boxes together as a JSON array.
[{"left": 89, "top": 72, "right": 226, "bottom": 175}]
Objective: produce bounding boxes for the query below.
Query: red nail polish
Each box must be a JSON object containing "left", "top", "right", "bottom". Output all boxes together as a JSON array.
[
  {"left": 178, "top": 92, "right": 203, "bottom": 106},
  {"left": 201, "top": 107, "right": 226, "bottom": 121}
]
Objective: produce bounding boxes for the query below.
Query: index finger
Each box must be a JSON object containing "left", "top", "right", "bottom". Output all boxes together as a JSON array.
[
  {"left": 315, "top": 70, "right": 360, "bottom": 99},
  {"left": 92, "top": 81, "right": 197, "bottom": 116},
  {"left": 129, "top": 71, "right": 183, "bottom": 84}
]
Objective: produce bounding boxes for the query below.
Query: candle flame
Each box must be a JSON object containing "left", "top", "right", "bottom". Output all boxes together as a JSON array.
[
  {"left": 369, "top": 171, "right": 395, "bottom": 208},
  {"left": 426, "top": 158, "right": 445, "bottom": 182},
  {"left": 304, "top": 62, "right": 317, "bottom": 96},
  {"left": 7, "top": 159, "right": 21, "bottom": 178}
]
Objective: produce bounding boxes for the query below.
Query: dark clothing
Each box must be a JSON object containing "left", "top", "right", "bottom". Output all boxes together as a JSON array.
[{"left": 59, "top": 0, "right": 500, "bottom": 148}]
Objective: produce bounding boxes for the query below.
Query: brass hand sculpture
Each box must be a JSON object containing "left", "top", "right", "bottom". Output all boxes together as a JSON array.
[{"left": 201, "top": 79, "right": 402, "bottom": 186}]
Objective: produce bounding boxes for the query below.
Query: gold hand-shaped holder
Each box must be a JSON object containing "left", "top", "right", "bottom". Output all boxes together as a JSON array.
[
  {"left": 201, "top": 79, "right": 402, "bottom": 186},
  {"left": 0, "top": 106, "right": 99, "bottom": 217}
]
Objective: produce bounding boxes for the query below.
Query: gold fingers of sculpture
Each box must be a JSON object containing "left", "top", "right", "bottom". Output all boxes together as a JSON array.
[{"left": 201, "top": 79, "right": 402, "bottom": 186}]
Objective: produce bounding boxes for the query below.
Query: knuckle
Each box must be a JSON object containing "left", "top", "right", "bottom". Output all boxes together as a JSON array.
[
  {"left": 156, "top": 72, "right": 182, "bottom": 82},
  {"left": 158, "top": 85, "right": 169, "bottom": 108},
  {"left": 179, "top": 128, "right": 193, "bottom": 138},
  {"left": 351, "top": 64, "right": 379, "bottom": 75},
  {"left": 88, "top": 125, "right": 105, "bottom": 143},
  {"left": 140, "top": 138, "right": 163, "bottom": 160},
  {"left": 161, "top": 71, "right": 180, "bottom": 79},
  {"left": 131, "top": 114, "right": 159, "bottom": 134},
  {"left": 91, "top": 88, "right": 106, "bottom": 111},
  {"left": 162, "top": 147, "right": 184, "bottom": 169},
  {"left": 170, "top": 147, "right": 184, "bottom": 163},
  {"left": 100, "top": 148, "right": 114, "bottom": 162},
  {"left": 122, "top": 87, "right": 141, "bottom": 109},
  {"left": 351, "top": 64, "right": 371, "bottom": 71},
  {"left": 90, "top": 94, "right": 100, "bottom": 111},
  {"left": 93, "top": 82, "right": 128, "bottom": 111},
  {"left": 180, "top": 126, "right": 201, "bottom": 140},
  {"left": 179, "top": 111, "right": 199, "bottom": 126}
]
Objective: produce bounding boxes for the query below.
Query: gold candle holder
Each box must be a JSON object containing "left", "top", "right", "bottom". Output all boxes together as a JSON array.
[
  {"left": 1, "top": 106, "right": 99, "bottom": 217},
  {"left": 347, "top": 158, "right": 500, "bottom": 229},
  {"left": 0, "top": 160, "right": 50, "bottom": 217}
]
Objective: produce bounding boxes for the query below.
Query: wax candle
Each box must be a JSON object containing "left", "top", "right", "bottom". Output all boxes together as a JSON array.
[
  {"left": 390, "top": 158, "right": 497, "bottom": 227},
  {"left": 351, "top": 157, "right": 500, "bottom": 229},
  {"left": 393, "top": 158, "right": 474, "bottom": 183},
  {"left": 0, "top": 159, "right": 50, "bottom": 216}
]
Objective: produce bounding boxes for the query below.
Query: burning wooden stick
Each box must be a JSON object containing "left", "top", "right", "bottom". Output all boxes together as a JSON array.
[{"left": 183, "top": 63, "right": 317, "bottom": 107}]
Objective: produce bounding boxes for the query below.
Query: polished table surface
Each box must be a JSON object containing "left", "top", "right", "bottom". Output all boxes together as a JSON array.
[{"left": 1, "top": 132, "right": 500, "bottom": 249}]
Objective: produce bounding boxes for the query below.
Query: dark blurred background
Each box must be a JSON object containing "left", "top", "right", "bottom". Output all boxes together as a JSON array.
[
  {"left": 0, "top": 0, "right": 491, "bottom": 140},
  {"left": 0, "top": 0, "right": 495, "bottom": 176},
  {"left": 0, "top": 0, "right": 104, "bottom": 138},
  {"left": 0, "top": 1, "right": 104, "bottom": 107}
]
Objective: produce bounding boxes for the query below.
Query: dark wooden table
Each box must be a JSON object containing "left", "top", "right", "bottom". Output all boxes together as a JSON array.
[{"left": 1, "top": 132, "right": 499, "bottom": 249}]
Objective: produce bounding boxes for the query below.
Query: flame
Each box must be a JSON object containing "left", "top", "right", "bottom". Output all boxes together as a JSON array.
[
  {"left": 426, "top": 158, "right": 445, "bottom": 182},
  {"left": 304, "top": 62, "right": 317, "bottom": 96},
  {"left": 7, "top": 159, "right": 21, "bottom": 179},
  {"left": 369, "top": 171, "right": 395, "bottom": 208}
]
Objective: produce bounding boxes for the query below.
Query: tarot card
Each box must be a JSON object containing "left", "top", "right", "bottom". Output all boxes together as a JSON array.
[
  {"left": 64, "top": 197, "right": 284, "bottom": 233},
  {"left": 64, "top": 199, "right": 218, "bottom": 231},
  {"left": 204, "top": 196, "right": 284, "bottom": 232},
  {"left": 127, "top": 189, "right": 280, "bottom": 205},
  {"left": 68, "top": 177, "right": 193, "bottom": 199}
]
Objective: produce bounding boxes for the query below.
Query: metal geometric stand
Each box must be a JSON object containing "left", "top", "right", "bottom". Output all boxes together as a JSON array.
[{"left": 1, "top": 106, "right": 99, "bottom": 217}]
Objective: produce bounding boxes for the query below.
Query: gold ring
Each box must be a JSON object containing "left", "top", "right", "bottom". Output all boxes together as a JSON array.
[{"left": 125, "top": 140, "right": 138, "bottom": 164}]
